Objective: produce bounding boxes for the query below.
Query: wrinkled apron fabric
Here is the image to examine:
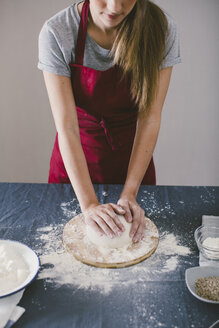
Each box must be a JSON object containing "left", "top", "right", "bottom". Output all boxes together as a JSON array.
[{"left": 49, "top": 0, "right": 156, "bottom": 185}]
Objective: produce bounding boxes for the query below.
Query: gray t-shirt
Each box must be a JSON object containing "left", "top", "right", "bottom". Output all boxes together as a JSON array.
[{"left": 38, "top": 0, "right": 182, "bottom": 77}]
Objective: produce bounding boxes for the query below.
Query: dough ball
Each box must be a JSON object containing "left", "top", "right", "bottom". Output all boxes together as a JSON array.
[{"left": 86, "top": 215, "right": 132, "bottom": 249}]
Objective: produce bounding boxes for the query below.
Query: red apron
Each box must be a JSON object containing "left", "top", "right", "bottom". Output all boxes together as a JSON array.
[{"left": 49, "top": 0, "right": 156, "bottom": 185}]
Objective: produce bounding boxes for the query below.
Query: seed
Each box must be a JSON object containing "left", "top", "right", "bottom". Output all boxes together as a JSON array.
[{"left": 195, "top": 276, "right": 219, "bottom": 301}]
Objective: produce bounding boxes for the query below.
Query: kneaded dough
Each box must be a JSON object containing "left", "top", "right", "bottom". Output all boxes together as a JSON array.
[{"left": 86, "top": 215, "right": 132, "bottom": 249}]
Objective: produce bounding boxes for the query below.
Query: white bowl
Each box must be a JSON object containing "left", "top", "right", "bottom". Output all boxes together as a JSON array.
[
  {"left": 0, "top": 240, "right": 40, "bottom": 298},
  {"left": 185, "top": 266, "right": 219, "bottom": 304}
]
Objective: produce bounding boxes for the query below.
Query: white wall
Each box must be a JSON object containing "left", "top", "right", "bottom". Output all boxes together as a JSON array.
[
  {"left": 0, "top": 0, "right": 218, "bottom": 185},
  {"left": 153, "top": 0, "right": 219, "bottom": 186}
]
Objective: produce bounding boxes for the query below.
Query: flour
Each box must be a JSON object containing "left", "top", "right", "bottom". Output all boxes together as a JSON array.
[
  {"left": 141, "top": 190, "right": 177, "bottom": 217},
  {"left": 162, "top": 256, "right": 178, "bottom": 272},
  {"left": 156, "top": 233, "right": 191, "bottom": 256},
  {"left": 0, "top": 244, "right": 30, "bottom": 294},
  {"left": 60, "top": 199, "right": 79, "bottom": 219},
  {"left": 36, "top": 224, "right": 191, "bottom": 295},
  {"left": 203, "top": 237, "right": 219, "bottom": 249},
  {"left": 203, "top": 237, "right": 219, "bottom": 259}
]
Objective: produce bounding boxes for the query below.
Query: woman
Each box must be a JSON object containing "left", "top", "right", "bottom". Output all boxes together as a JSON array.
[{"left": 38, "top": 0, "right": 181, "bottom": 242}]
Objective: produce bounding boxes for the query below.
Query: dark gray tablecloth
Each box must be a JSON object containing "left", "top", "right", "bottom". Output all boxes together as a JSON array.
[{"left": 0, "top": 183, "right": 218, "bottom": 328}]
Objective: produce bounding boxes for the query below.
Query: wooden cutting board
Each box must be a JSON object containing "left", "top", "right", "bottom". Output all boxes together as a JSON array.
[{"left": 63, "top": 214, "right": 159, "bottom": 268}]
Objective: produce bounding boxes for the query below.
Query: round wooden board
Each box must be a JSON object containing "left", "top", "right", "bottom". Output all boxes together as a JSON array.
[{"left": 62, "top": 214, "right": 159, "bottom": 268}]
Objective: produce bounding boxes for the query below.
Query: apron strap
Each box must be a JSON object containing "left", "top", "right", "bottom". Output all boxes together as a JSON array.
[{"left": 75, "top": 0, "right": 90, "bottom": 65}]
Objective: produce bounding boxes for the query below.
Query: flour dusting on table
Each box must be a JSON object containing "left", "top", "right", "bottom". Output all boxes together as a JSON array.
[
  {"left": 60, "top": 199, "right": 79, "bottom": 219},
  {"left": 35, "top": 223, "right": 191, "bottom": 295}
]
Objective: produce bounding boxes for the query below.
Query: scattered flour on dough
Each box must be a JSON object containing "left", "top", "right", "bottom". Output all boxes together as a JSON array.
[{"left": 35, "top": 224, "right": 191, "bottom": 295}]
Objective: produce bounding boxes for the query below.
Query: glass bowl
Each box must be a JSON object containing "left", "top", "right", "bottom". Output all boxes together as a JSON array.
[{"left": 194, "top": 225, "right": 219, "bottom": 261}]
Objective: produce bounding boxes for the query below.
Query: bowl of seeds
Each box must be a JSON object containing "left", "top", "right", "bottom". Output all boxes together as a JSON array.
[
  {"left": 194, "top": 225, "right": 219, "bottom": 261},
  {"left": 185, "top": 266, "right": 219, "bottom": 303}
]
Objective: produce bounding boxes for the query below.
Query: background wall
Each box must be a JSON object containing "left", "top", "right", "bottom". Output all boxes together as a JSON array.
[{"left": 0, "top": 0, "right": 218, "bottom": 185}]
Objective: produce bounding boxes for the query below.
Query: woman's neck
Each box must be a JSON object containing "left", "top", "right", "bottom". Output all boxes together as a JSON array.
[
  {"left": 77, "top": 1, "right": 116, "bottom": 50},
  {"left": 88, "top": 14, "right": 116, "bottom": 49}
]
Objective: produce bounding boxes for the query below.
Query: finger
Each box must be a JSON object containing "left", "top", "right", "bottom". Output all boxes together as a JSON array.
[
  {"left": 106, "top": 203, "right": 125, "bottom": 236},
  {"left": 140, "top": 217, "right": 146, "bottom": 240},
  {"left": 95, "top": 215, "right": 115, "bottom": 238},
  {"left": 110, "top": 203, "right": 126, "bottom": 215},
  {"left": 88, "top": 220, "right": 104, "bottom": 237},
  {"left": 101, "top": 211, "right": 122, "bottom": 237},
  {"left": 119, "top": 201, "right": 132, "bottom": 223},
  {"left": 133, "top": 218, "right": 146, "bottom": 243},
  {"left": 132, "top": 209, "right": 145, "bottom": 242},
  {"left": 104, "top": 208, "right": 124, "bottom": 233},
  {"left": 124, "top": 207, "right": 133, "bottom": 223},
  {"left": 129, "top": 205, "right": 141, "bottom": 239},
  {"left": 106, "top": 211, "right": 125, "bottom": 233},
  {"left": 130, "top": 220, "right": 140, "bottom": 241}
]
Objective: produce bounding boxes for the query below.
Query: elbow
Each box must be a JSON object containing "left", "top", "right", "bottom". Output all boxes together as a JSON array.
[
  {"left": 57, "top": 124, "right": 80, "bottom": 140},
  {"left": 138, "top": 112, "right": 162, "bottom": 129}
]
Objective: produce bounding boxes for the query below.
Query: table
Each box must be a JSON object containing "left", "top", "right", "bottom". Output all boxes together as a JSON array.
[{"left": 0, "top": 183, "right": 218, "bottom": 328}]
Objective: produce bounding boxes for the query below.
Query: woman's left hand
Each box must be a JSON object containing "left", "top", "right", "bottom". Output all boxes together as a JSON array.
[{"left": 117, "top": 195, "right": 145, "bottom": 243}]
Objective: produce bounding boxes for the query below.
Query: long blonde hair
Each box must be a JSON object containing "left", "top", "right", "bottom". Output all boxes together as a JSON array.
[{"left": 111, "top": 0, "right": 168, "bottom": 114}]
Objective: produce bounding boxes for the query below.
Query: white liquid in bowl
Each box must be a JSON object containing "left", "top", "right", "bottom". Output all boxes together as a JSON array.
[{"left": 0, "top": 244, "right": 30, "bottom": 294}]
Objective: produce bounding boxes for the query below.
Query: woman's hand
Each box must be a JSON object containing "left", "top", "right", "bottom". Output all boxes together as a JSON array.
[
  {"left": 117, "top": 195, "right": 145, "bottom": 243},
  {"left": 84, "top": 203, "right": 126, "bottom": 238}
]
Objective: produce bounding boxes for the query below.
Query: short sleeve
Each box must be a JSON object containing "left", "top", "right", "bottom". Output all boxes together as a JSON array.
[
  {"left": 160, "top": 15, "right": 182, "bottom": 69},
  {"left": 37, "top": 22, "right": 71, "bottom": 77}
]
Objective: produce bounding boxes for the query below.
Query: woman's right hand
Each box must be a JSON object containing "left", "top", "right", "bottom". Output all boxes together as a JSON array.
[{"left": 84, "top": 203, "right": 126, "bottom": 238}]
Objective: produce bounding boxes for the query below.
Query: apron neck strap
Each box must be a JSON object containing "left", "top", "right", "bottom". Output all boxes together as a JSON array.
[{"left": 75, "top": 0, "right": 90, "bottom": 65}]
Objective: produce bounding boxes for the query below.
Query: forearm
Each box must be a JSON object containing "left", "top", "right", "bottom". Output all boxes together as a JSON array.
[
  {"left": 121, "top": 67, "right": 172, "bottom": 198},
  {"left": 121, "top": 117, "right": 161, "bottom": 198},
  {"left": 42, "top": 72, "right": 99, "bottom": 211},
  {"left": 58, "top": 128, "right": 99, "bottom": 211}
]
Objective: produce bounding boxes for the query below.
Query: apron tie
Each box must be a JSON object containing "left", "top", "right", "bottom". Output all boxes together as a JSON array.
[{"left": 99, "top": 118, "right": 119, "bottom": 150}]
